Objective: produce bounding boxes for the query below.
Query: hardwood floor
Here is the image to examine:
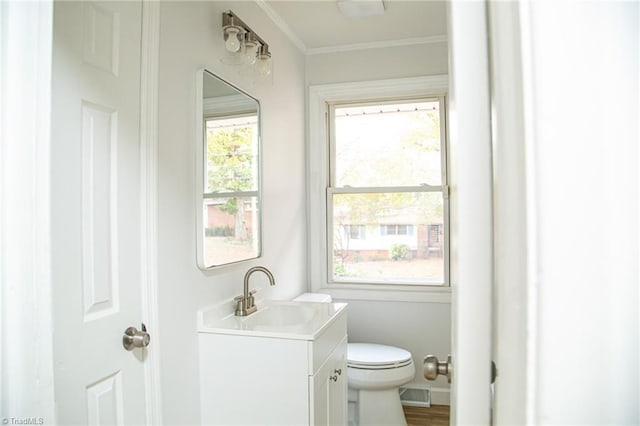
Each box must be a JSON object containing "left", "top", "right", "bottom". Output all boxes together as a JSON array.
[{"left": 403, "top": 405, "right": 450, "bottom": 426}]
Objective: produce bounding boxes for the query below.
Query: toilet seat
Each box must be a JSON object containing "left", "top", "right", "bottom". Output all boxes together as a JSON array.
[{"left": 348, "top": 343, "right": 413, "bottom": 370}]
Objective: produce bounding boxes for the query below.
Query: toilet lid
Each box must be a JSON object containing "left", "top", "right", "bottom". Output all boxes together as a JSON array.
[{"left": 347, "top": 343, "right": 412, "bottom": 368}]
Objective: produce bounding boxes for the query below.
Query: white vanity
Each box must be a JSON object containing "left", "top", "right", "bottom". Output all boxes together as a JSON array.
[{"left": 198, "top": 300, "right": 348, "bottom": 425}]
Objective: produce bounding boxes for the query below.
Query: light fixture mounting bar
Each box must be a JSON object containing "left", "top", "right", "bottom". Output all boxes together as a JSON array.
[{"left": 222, "top": 10, "right": 270, "bottom": 54}]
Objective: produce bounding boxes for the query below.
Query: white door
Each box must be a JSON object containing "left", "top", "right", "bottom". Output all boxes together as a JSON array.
[
  {"left": 446, "top": 0, "right": 494, "bottom": 424},
  {"left": 50, "top": 1, "right": 148, "bottom": 424}
]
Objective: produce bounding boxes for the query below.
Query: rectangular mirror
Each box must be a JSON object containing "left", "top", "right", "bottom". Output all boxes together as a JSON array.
[{"left": 196, "top": 69, "right": 261, "bottom": 269}]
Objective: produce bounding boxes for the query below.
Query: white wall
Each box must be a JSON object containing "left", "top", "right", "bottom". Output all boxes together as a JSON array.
[
  {"left": 344, "top": 300, "right": 452, "bottom": 397},
  {"left": 306, "top": 43, "right": 452, "bottom": 400},
  {"left": 157, "top": 2, "right": 306, "bottom": 423},
  {"left": 524, "top": 2, "right": 639, "bottom": 423},
  {"left": 306, "top": 42, "right": 447, "bottom": 85},
  {"left": 0, "top": 1, "right": 55, "bottom": 421},
  {"left": 490, "top": 0, "right": 639, "bottom": 423}
]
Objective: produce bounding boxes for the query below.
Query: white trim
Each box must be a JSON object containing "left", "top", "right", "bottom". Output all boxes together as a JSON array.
[
  {"left": 518, "top": 1, "right": 539, "bottom": 422},
  {"left": 329, "top": 185, "right": 444, "bottom": 194},
  {"left": 429, "top": 387, "right": 451, "bottom": 406},
  {"left": 307, "top": 76, "right": 448, "bottom": 302},
  {"left": 487, "top": 1, "right": 532, "bottom": 423},
  {"left": 253, "top": 0, "right": 446, "bottom": 56},
  {"left": 195, "top": 70, "right": 207, "bottom": 270},
  {"left": 306, "top": 35, "right": 447, "bottom": 56},
  {"left": 0, "top": 0, "right": 56, "bottom": 419},
  {"left": 326, "top": 287, "right": 451, "bottom": 304},
  {"left": 309, "top": 76, "right": 448, "bottom": 101},
  {"left": 447, "top": 1, "right": 493, "bottom": 423},
  {"left": 140, "top": 1, "right": 163, "bottom": 424},
  {"left": 254, "top": 0, "right": 307, "bottom": 52}
]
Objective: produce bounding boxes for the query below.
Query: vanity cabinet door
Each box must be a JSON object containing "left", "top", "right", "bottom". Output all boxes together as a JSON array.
[
  {"left": 328, "top": 336, "right": 348, "bottom": 426},
  {"left": 311, "top": 364, "right": 330, "bottom": 426},
  {"left": 311, "top": 336, "right": 348, "bottom": 426}
]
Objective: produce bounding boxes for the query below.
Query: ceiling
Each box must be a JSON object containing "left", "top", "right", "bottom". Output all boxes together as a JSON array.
[{"left": 258, "top": 0, "right": 448, "bottom": 54}]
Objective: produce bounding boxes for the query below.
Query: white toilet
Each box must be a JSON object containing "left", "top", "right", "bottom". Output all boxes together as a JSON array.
[
  {"left": 348, "top": 343, "right": 415, "bottom": 426},
  {"left": 293, "top": 293, "right": 416, "bottom": 426}
]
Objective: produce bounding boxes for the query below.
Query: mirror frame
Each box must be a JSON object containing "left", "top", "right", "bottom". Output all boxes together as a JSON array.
[{"left": 195, "top": 69, "right": 262, "bottom": 270}]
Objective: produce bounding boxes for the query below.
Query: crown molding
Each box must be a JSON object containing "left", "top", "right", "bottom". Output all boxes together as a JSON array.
[
  {"left": 254, "top": 0, "right": 308, "bottom": 53},
  {"left": 203, "top": 94, "right": 257, "bottom": 116},
  {"left": 254, "top": 0, "right": 447, "bottom": 56},
  {"left": 305, "top": 35, "right": 448, "bottom": 55}
]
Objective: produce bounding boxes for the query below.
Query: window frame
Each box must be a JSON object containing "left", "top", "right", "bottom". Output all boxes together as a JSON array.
[
  {"left": 195, "top": 71, "right": 263, "bottom": 270},
  {"left": 327, "top": 96, "right": 450, "bottom": 287},
  {"left": 307, "top": 76, "right": 451, "bottom": 303}
]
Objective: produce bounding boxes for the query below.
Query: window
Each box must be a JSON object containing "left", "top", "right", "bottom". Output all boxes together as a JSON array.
[
  {"left": 327, "top": 97, "right": 449, "bottom": 286},
  {"left": 380, "top": 225, "right": 415, "bottom": 236},
  {"left": 201, "top": 114, "right": 260, "bottom": 266},
  {"left": 344, "top": 224, "right": 366, "bottom": 239}
]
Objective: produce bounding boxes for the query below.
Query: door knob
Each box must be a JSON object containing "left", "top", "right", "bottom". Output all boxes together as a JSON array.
[
  {"left": 123, "top": 323, "right": 150, "bottom": 351},
  {"left": 423, "top": 354, "right": 452, "bottom": 383}
]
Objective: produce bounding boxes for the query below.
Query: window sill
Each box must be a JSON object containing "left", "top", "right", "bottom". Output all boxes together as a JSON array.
[{"left": 317, "top": 284, "right": 452, "bottom": 304}]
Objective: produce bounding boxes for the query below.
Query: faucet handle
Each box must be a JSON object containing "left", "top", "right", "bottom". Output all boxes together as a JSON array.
[
  {"left": 233, "top": 294, "right": 245, "bottom": 311},
  {"left": 234, "top": 290, "right": 256, "bottom": 301},
  {"left": 247, "top": 289, "right": 257, "bottom": 309}
]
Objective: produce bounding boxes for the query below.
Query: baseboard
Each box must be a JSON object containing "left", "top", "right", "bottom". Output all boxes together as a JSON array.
[{"left": 429, "top": 387, "right": 450, "bottom": 406}]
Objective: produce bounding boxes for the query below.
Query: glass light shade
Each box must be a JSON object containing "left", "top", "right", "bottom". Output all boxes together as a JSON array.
[
  {"left": 256, "top": 53, "right": 271, "bottom": 77},
  {"left": 243, "top": 41, "right": 258, "bottom": 65},
  {"left": 224, "top": 27, "right": 242, "bottom": 53}
]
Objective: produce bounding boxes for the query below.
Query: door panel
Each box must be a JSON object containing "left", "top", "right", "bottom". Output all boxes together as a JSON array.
[
  {"left": 81, "top": 101, "right": 120, "bottom": 321},
  {"left": 51, "top": 2, "right": 147, "bottom": 424}
]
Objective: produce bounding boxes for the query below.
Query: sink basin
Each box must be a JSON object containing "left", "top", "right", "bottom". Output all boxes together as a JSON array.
[
  {"left": 244, "top": 303, "right": 316, "bottom": 328},
  {"left": 198, "top": 300, "right": 347, "bottom": 340}
]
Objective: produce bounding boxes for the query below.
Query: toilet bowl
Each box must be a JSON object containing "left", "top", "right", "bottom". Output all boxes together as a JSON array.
[
  {"left": 293, "top": 293, "right": 415, "bottom": 426},
  {"left": 348, "top": 343, "right": 415, "bottom": 426}
]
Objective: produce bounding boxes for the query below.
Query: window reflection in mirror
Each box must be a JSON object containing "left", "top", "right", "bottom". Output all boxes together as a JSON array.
[{"left": 197, "top": 69, "right": 261, "bottom": 269}]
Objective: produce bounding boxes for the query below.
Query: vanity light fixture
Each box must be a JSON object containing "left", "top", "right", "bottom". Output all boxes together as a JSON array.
[
  {"left": 222, "top": 13, "right": 244, "bottom": 52},
  {"left": 224, "top": 27, "right": 243, "bottom": 52},
  {"left": 255, "top": 45, "right": 272, "bottom": 77},
  {"left": 222, "top": 10, "right": 272, "bottom": 77},
  {"left": 243, "top": 32, "right": 259, "bottom": 65}
]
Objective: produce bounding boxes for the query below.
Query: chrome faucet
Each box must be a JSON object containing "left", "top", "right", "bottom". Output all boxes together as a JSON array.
[{"left": 234, "top": 266, "right": 276, "bottom": 316}]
